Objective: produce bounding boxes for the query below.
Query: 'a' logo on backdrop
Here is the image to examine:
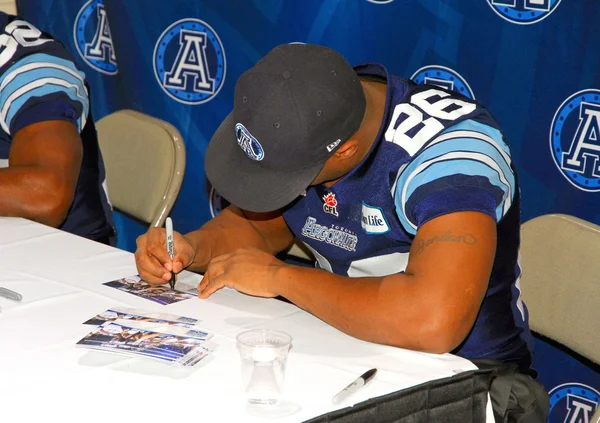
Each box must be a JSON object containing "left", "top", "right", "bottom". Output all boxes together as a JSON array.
[
  {"left": 486, "top": 0, "right": 562, "bottom": 25},
  {"left": 73, "top": 0, "right": 118, "bottom": 75},
  {"left": 410, "top": 65, "right": 475, "bottom": 100},
  {"left": 209, "top": 185, "right": 230, "bottom": 218},
  {"left": 154, "top": 18, "right": 226, "bottom": 105},
  {"left": 547, "top": 383, "right": 599, "bottom": 423},
  {"left": 550, "top": 89, "right": 600, "bottom": 192}
]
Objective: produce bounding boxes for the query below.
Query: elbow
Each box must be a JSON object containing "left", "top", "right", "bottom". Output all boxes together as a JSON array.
[
  {"left": 29, "top": 176, "right": 75, "bottom": 228},
  {"left": 405, "top": 314, "right": 471, "bottom": 355},
  {"left": 39, "top": 199, "right": 71, "bottom": 228},
  {"left": 419, "top": 334, "right": 462, "bottom": 355},
  {"left": 33, "top": 195, "right": 72, "bottom": 228}
]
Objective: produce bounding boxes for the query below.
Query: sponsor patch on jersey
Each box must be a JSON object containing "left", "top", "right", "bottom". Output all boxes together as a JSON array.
[
  {"left": 322, "top": 192, "right": 339, "bottom": 216},
  {"left": 361, "top": 202, "right": 390, "bottom": 234}
]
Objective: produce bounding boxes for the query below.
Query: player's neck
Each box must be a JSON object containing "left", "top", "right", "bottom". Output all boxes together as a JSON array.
[{"left": 358, "top": 78, "right": 387, "bottom": 153}]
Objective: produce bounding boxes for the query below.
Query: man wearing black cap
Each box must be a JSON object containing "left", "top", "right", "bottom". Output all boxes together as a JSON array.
[{"left": 136, "top": 43, "right": 547, "bottom": 419}]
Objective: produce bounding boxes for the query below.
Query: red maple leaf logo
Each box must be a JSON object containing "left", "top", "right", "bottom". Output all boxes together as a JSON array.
[{"left": 323, "top": 193, "right": 337, "bottom": 207}]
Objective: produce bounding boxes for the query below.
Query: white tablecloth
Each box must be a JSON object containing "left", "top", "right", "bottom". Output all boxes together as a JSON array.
[{"left": 0, "top": 217, "right": 492, "bottom": 422}]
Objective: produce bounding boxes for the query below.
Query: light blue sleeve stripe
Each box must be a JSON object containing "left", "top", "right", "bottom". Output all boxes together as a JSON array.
[
  {"left": 3, "top": 83, "right": 87, "bottom": 132},
  {"left": 404, "top": 158, "right": 511, "bottom": 221},
  {"left": 402, "top": 137, "right": 514, "bottom": 202},
  {"left": 0, "top": 53, "right": 88, "bottom": 133},
  {"left": 2, "top": 68, "right": 88, "bottom": 131},
  {"left": 440, "top": 119, "right": 511, "bottom": 156},
  {"left": 393, "top": 122, "right": 515, "bottom": 233},
  {"left": 0, "top": 53, "right": 86, "bottom": 86}
]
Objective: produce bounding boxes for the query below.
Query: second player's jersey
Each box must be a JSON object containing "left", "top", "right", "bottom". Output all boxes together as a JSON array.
[
  {"left": 0, "top": 14, "right": 113, "bottom": 242},
  {"left": 282, "top": 64, "right": 532, "bottom": 369}
]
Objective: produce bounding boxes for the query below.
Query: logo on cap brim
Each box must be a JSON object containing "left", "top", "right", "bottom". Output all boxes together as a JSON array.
[{"left": 235, "top": 123, "right": 264, "bottom": 161}]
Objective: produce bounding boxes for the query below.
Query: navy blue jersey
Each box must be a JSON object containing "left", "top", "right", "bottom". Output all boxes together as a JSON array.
[
  {"left": 0, "top": 14, "right": 113, "bottom": 242},
  {"left": 282, "top": 64, "right": 532, "bottom": 370}
]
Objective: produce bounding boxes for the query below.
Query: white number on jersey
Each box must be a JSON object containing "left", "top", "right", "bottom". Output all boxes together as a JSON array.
[
  {"left": 385, "top": 88, "right": 476, "bottom": 156},
  {"left": 0, "top": 20, "right": 52, "bottom": 68}
]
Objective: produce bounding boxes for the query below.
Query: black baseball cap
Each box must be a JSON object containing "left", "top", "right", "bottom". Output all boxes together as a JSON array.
[{"left": 205, "top": 43, "right": 366, "bottom": 213}]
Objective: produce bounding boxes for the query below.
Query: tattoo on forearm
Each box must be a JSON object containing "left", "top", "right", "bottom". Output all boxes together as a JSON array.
[{"left": 414, "top": 230, "right": 477, "bottom": 255}]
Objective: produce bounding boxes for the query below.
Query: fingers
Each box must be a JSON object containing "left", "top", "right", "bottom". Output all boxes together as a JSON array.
[
  {"left": 197, "top": 256, "right": 229, "bottom": 299},
  {"left": 135, "top": 229, "right": 172, "bottom": 282},
  {"left": 198, "top": 273, "right": 225, "bottom": 299},
  {"left": 146, "top": 235, "right": 173, "bottom": 267},
  {"left": 136, "top": 259, "right": 169, "bottom": 284},
  {"left": 172, "top": 233, "right": 196, "bottom": 273}
]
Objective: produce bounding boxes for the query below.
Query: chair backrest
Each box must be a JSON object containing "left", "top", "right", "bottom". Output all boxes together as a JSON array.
[
  {"left": 520, "top": 213, "right": 600, "bottom": 364},
  {"left": 96, "top": 110, "right": 186, "bottom": 227}
]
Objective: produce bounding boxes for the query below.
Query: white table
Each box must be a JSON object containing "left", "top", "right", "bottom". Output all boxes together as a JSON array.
[{"left": 0, "top": 217, "right": 492, "bottom": 422}]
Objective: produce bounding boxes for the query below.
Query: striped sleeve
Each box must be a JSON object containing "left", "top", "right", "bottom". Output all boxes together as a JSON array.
[
  {"left": 392, "top": 119, "right": 515, "bottom": 235},
  {"left": 0, "top": 52, "right": 89, "bottom": 135}
]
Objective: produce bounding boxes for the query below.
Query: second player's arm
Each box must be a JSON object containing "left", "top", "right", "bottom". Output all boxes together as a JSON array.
[{"left": 0, "top": 121, "right": 82, "bottom": 227}]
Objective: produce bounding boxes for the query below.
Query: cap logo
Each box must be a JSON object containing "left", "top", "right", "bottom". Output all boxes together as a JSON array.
[
  {"left": 235, "top": 123, "right": 264, "bottom": 161},
  {"left": 326, "top": 139, "right": 342, "bottom": 152}
]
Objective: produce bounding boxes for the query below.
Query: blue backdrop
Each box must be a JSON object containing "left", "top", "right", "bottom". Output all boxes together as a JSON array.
[{"left": 15, "top": 1, "right": 600, "bottom": 420}]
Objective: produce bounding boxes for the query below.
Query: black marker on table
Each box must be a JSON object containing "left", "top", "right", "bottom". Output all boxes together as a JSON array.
[{"left": 332, "top": 368, "right": 377, "bottom": 405}]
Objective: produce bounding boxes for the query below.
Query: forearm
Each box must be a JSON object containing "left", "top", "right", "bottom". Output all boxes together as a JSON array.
[
  {"left": 0, "top": 166, "right": 72, "bottom": 227},
  {"left": 185, "top": 206, "right": 294, "bottom": 272},
  {"left": 274, "top": 265, "right": 450, "bottom": 353}
]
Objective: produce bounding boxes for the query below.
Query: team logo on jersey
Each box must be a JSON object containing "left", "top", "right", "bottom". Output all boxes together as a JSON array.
[
  {"left": 486, "top": 0, "right": 562, "bottom": 25},
  {"left": 550, "top": 89, "right": 600, "bottom": 192},
  {"left": 154, "top": 18, "right": 226, "bottom": 104},
  {"left": 361, "top": 203, "right": 390, "bottom": 234},
  {"left": 411, "top": 66, "right": 475, "bottom": 99},
  {"left": 547, "top": 383, "right": 599, "bottom": 423},
  {"left": 322, "top": 193, "right": 339, "bottom": 216},
  {"left": 73, "top": 0, "right": 118, "bottom": 75},
  {"left": 235, "top": 123, "right": 264, "bottom": 161},
  {"left": 302, "top": 217, "right": 358, "bottom": 252},
  {"left": 208, "top": 185, "right": 230, "bottom": 218}
]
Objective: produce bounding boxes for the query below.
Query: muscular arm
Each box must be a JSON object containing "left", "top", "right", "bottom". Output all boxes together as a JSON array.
[
  {"left": 278, "top": 211, "right": 495, "bottom": 353},
  {"left": 202, "top": 210, "right": 496, "bottom": 354},
  {"left": 0, "top": 120, "right": 82, "bottom": 227},
  {"left": 185, "top": 205, "right": 295, "bottom": 272}
]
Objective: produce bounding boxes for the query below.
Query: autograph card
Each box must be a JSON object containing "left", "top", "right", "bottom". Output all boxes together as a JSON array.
[
  {"left": 83, "top": 306, "right": 200, "bottom": 327},
  {"left": 76, "top": 321, "right": 211, "bottom": 367},
  {"left": 102, "top": 275, "right": 195, "bottom": 305}
]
